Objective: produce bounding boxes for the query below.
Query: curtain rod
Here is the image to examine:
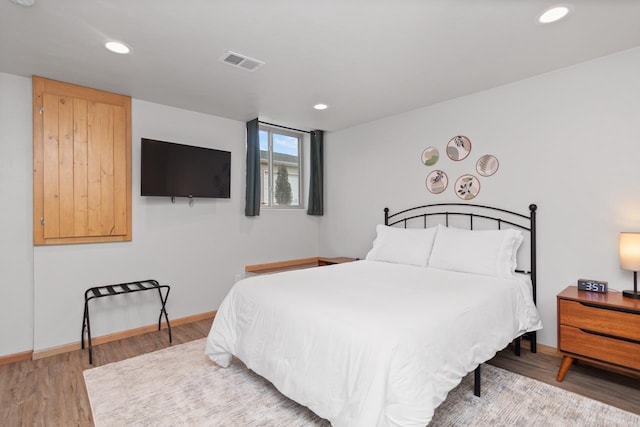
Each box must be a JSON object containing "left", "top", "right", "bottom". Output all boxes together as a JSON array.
[{"left": 258, "top": 120, "right": 315, "bottom": 135}]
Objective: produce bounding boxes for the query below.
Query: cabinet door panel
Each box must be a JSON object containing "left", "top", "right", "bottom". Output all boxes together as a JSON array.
[
  {"left": 33, "top": 76, "right": 131, "bottom": 245},
  {"left": 86, "top": 101, "right": 103, "bottom": 237},
  {"left": 73, "top": 98, "right": 89, "bottom": 237},
  {"left": 58, "top": 96, "right": 75, "bottom": 238},
  {"left": 42, "top": 93, "right": 60, "bottom": 239},
  {"left": 113, "top": 105, "right": 128, "bottom": 235}
]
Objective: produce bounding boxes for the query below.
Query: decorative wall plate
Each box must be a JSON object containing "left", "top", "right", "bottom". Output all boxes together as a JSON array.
[
  {"left": 426, "top": 170, "right": 448, "bottom": 194},
  {"left": 476, "top": 154, "right": 499, "bottom": 177},
  {"left": 455, "top": 174, "right": 480, "bottom": 200},
  {"left": 446, "top": 135, "right": 472, "bottom": 161},
  {"left": 421, "top": 146, "right": 439, "bottom": 166}
]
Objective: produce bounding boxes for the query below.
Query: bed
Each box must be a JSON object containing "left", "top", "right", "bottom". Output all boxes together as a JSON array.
[{"left": 205, "top": 203, "right": 542, "bottom": 426}]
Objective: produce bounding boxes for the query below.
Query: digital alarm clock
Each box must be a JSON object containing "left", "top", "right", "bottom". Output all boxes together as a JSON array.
[{"left": 577, "top": 279, "right": 608, "bottom": 293}]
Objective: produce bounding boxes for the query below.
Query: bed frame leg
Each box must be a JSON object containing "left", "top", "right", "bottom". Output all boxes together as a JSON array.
[
  {"left": 474, "top": 365, "right": 481, "bottom": 397},
  {"left": 514, "top": 336, "right": 521, "bottom": 356},
  {"left": 530, "top": 331, "right": 537, "bottom": 353}
]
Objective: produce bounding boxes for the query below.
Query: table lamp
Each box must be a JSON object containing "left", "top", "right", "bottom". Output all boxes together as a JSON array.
[{"left": 619, "top": 232, "right": 640, "bottom": 299}]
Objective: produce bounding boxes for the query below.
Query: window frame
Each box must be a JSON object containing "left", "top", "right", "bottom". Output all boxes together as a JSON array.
[{"left": 259, "top": 125, "right": 304, "bottom": 209}]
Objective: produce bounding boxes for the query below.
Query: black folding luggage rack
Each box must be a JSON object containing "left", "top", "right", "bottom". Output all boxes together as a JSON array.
[{"left": 81, "top": 279, "right": 172, "bottom": 364}]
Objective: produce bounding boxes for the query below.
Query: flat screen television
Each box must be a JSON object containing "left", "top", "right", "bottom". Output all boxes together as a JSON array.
[{"left": 141, "top": 138, "right": 231, "bottom": 198}]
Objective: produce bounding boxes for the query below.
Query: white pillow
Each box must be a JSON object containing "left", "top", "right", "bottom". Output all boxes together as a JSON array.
[
  {"left": 365, "top": 225, "right": 438, "bottom": 267},
  {"left": 428, "top": 225, "right": 523, "bottom": 278}
]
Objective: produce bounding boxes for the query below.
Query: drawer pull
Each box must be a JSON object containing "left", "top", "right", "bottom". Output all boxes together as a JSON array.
[
  {"left": 579, "top": 301, "right": 639, "bottom": 315},
  {"left": 577, "top": 328, "right": 640, "bottom": 345}
]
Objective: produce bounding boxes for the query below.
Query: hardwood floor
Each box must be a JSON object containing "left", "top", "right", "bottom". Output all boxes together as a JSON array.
[
  {"left": 489, "top": 340, "right": 640, "bottom": 416},
  {"left": 0, "top": 321, "right": 638, "bottom": 426},
  {"left": 0, "top": 318, "right": 213, "bottom": 427}
]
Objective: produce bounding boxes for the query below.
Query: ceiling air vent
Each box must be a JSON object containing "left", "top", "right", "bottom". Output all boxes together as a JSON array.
[{"left": 220, "top": 51, "right": 265, "bottom": 72}]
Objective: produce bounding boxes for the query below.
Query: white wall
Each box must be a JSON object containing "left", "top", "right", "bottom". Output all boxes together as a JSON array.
[
  {"left": 0, "top": 76, "right": 321, "bottom": 355},
  {"left": 3, "top": 47, "right": 640, "bottom": 356},
  {"left": 0, "top": 73, "right": 34, "bottom": 356},
  {"left": 320, "top": 47, "right": 640, "bottom": 347}
]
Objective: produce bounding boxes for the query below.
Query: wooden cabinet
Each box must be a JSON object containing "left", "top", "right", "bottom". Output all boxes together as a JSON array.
[
  {"left": 556, "top": 286, "right": 640, "bottom": 381},
  {"left": 33, "top": 77, "right": 132, "bottom": 245}
]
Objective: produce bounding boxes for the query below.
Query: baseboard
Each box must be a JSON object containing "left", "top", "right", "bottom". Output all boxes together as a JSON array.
[
  {"left": 14, "top": 314, "right": 560, "bottom": 363},
  {"left": 0, "top": 350, "right": 33, "bottom": 366},
  {"left": 32, "top": 342, "right": 83, "bottom": 360},
  {"left": 170, "top": 310, "right": 217, "bottom": 327},
  {"left": 31, "top": 310, "right": 216, "bottom": 360},
  {"left": 536, "top": 343, "right": 560, "bottom": 357}
]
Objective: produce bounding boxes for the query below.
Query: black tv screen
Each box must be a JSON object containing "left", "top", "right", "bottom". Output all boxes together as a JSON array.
[{"left": 141, "top": 138, "right": 231, "bottom": 198}]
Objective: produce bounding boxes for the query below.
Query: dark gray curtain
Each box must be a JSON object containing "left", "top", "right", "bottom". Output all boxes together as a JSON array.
[
  {"left": 245, "top": 118, "right": 260, "bottom": 216},
  {"left": 307, "top": 130, "right": 324, "bottom": 215}
]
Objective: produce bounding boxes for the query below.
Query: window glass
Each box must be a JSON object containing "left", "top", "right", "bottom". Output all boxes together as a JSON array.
[
  {"left": 259, "top": 127, "right": 302, "bottom": 207},
  {"left": 259, "top": 130, "right": 268, "bottom": 151}
]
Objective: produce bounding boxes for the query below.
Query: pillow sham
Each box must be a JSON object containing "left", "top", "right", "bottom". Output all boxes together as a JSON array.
[
  {"left": 365, "top": 224, "right": 438, "bottom": 267},
  {"left": 428, "top": 225, "right": 523, "bottom": 278}
]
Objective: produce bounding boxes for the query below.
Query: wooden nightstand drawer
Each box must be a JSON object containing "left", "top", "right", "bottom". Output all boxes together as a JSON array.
[
  {"left": 560, "top": 325, "right": 640, "bottom": 370},
  {"left": 559, "top": 300, "right": 640, "bottom": 341}
]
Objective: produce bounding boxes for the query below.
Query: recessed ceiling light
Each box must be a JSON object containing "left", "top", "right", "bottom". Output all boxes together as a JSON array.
[
  {"left": 538, "top": 6, "right": 569, "bottom": 24},
  {"left": 105, "top": 41, "right": 130, "bottom": 54},
  {"left": 9, "top": 0, "right": 35, "bottom": 6},
  {"left": 314, "top": 104, "right": 328, "bottom": 110}
]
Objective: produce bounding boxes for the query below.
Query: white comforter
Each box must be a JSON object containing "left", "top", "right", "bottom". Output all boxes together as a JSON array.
[{"left": 205, "top": 260, "right": 542, "bottom": 426}]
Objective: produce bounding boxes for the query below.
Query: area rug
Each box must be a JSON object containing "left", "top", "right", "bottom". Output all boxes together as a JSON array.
[{"left": 84, "top": 338, "right": 640, "bottom": 427}]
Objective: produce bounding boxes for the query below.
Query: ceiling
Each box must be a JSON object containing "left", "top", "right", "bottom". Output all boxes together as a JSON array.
[{"left": 1, "top": 1, "right": 639, "bottom": 132}]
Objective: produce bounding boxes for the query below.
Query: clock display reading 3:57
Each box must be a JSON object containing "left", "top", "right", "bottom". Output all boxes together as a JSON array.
[{"left": 577, "top": 279, "right": 608, "bottom": 293}]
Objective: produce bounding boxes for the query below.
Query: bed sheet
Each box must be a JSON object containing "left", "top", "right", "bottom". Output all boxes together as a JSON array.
[{"left": 205, "top": 260, "right": 542, "bottom": 427}]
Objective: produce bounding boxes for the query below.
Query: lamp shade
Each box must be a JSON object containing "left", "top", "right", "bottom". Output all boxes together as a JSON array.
[{"left": 619, "top": 232, "right": 640, "bottom": 271}]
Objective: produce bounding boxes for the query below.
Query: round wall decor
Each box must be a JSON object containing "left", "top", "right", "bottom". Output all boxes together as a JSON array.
[
  {"left": 455, "top": 174, "right": 480, "bottom": 200},
  {"left": 476, "top": 154, "right": 499, "bottom": 177},
  {"left": 426, "top": 170, "right": 448, "bottom": 194},
  {"left": 446, "top": 135, "right": 472, "bottom": 161},
  {"left": 421, "top": 146, "right": 439, "bottom": 166}
]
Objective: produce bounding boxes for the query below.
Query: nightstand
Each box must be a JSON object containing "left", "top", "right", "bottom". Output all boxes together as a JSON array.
[{"left": 556, "top": 286, "right": 640, "bottom": 381}]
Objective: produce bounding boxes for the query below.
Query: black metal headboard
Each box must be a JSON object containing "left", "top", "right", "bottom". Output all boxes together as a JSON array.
[
  {"left": 384, "top": 203, "right": 538, "bottom": 354},
  {"left": 384, "top": 203, "right": 538, "bottom": 304}
]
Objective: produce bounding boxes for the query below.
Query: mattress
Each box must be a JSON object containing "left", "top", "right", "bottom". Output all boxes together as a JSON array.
[{"left": 205, "top": 260, "right": 542, "bottom": 426}]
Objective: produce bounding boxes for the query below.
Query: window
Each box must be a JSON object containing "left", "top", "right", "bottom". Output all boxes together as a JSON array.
[{"left": 259, "top": 126, "right": 302, "bottom": 207}]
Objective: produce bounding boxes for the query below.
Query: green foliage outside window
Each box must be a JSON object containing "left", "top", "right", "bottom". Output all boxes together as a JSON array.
[{"left": 275, "top": 164, "right": 292, "bottom": 205}]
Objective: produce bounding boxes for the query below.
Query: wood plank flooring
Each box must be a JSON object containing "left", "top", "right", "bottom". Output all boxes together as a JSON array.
[
  {"left": 0, "top": 319, "right": 638, "bottom": 426},
  {"left": 489, "top": 340, "right": 640, "bottom": 415},
  {"left": 0, "top": 319, "right": 212, "bottom": 427}
]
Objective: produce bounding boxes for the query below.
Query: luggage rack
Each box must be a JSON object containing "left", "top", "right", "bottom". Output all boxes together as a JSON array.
[{"left": 81, "top": 279, "right": 171, "bottom": 364}]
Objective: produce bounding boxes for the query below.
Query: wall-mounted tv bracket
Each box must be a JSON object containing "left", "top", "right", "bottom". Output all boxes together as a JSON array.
[{"left": 170, "top": 196, "right": 194, "bottom": 206}]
